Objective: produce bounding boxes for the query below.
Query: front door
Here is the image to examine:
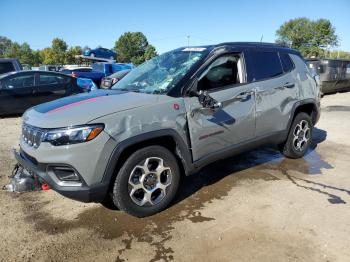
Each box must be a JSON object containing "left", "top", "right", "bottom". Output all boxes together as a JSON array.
[{"left": 184, "top": 53, "right": 256, "bottom": 161}]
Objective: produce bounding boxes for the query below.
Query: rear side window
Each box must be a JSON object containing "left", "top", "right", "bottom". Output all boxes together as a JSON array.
[
  {"left": 252, "top": 51, "right": 283, "bottom": 81},
  {"left": 39, "top": 73, "right": 70, "bottom": 85},
  {"left": 0, "top": 62, "right": 15, "bottom": 74},
  {"left": 3, "top": 74, "right": 34, "bottom": 89},
  {"left": 280, "top": 53, "right": 294, "bottom": 72}
]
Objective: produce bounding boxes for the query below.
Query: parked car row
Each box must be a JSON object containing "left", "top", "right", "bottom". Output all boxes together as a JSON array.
[
  {"left": 60, "top": 62, "right": 133, "bottom": 86},
  {"left": 0, "top": 71, "right": 95, "bottom": 116},
  {"left": 100, "top": 69, "right": 131, "bottom": 88},
  {"left": 306, "top": 58, "right": 350, "bottom": 94}
]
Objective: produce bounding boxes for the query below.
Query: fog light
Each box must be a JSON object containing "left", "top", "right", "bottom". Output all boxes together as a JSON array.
[{"left": 52, "top": 166, "right": 81, "bottom": 181}]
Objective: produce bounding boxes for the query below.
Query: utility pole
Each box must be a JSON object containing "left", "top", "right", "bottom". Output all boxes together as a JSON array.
[
  {"left": 187, "top": 35, "right": 190, "bottom": 47},
  {"left": 260, "top": 34, "right": 263, "bottom": 43}
]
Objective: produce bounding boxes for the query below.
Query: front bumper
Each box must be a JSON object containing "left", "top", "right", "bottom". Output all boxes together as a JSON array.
[{"left": 14, "top": 149, "right": 109, "bottom": 202}]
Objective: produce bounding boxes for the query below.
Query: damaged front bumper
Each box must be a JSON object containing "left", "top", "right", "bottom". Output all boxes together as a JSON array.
[
  {"left": 13, "top": 149, "right": 108, "bottom": 203},
  {"left": 3, "top": 163, "right": 43, "bottom": 192}
]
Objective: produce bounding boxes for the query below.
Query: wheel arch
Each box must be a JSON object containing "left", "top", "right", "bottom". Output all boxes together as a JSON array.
[
  {"left": 290, "top": 99, "right": 319, "bottom": 127},
  {"left": 101, "top": 129, "right": 194, "bottom": 194}
]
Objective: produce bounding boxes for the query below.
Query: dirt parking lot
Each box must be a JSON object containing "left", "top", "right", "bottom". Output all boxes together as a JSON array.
[{"left": 1, "top": 92, "right": 350, "bottom": 262}]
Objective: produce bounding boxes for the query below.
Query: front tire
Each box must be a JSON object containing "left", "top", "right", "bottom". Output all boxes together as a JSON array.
[
  {"left": 112, "top": 146, "right": 180, "bottom": 217},
  {"left": 281, "top": 112, "right": 313, "bottom": 159}
]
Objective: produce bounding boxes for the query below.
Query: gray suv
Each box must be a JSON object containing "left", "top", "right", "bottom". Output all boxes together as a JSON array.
[{"left": 15, "top": 43, "right": 321, "bottom": 217}]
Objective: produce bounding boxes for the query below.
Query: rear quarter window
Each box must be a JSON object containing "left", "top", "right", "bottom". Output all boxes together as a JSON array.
[
  {"left": 251, "top": 51, "right": 283, "bottom": 81},
  {"left": 0, "top": 62, "right": 15, "bottom": 74},
  {"left": 279, "top": 53, "right": 294, "bottom": 72}
]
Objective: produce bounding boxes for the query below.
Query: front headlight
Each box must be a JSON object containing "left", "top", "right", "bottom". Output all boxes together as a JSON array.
[{"left": 43, "top": 124, "right": 104, "bottom": 146}]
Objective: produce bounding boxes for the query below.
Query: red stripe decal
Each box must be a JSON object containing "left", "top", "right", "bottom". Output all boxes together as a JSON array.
[{"left": 47, "top": 96, "right": 109, "bottom": 114}]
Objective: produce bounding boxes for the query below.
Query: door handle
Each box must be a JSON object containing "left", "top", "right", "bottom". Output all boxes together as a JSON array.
[
  {"left": 283, "top": 82, "right": 295, "bottom": 89},
  {"left": 234, "top": 91, "right": 252, "bottom": 101}
]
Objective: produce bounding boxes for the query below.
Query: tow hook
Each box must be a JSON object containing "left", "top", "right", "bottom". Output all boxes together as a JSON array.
[{"left": 2, "top": 164, "right": 48, "bottom": 193}]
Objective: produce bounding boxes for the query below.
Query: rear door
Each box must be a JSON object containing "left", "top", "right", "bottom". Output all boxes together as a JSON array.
[
  {"left": 184, "top": 51, "right": 256, "bottom": 161},
  {"left": 34, "top": 72, "right": 69, "bottom": 104},
  {"left": 0, "top": 73, "right": 35, "bottom": 114},
  {"left": 247, "top": 50, "right": 298, "bottom": 137}
]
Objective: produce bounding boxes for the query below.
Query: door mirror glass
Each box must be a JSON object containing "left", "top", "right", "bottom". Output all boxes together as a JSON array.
[{"left": 77, "top": 78, "right": 97, "bottom": 92}]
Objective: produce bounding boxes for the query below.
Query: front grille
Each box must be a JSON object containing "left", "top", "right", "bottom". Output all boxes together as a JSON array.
[{"left": 22, "top": 124, "right": 44, "bottom": 149}]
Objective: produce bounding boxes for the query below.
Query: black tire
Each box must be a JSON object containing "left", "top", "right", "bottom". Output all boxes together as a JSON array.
[
  {"left": 112, "top": 145, "right": 180, "bottom": 217},
  {"left": 281, "top": 112, "right": 313, "bottom": 159},
  {"left": 100, "top": 192, "right": 118, "bottom": 210}
]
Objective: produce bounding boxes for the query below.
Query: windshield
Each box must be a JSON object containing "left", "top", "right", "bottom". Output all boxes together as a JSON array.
[{"left": 111, "top": 48, "right": 207, "bottom": 94}]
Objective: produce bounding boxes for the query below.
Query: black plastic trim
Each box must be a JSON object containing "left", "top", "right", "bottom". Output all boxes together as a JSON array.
[{"left": 101, "top": 129, "right": 194, "bottom": 183}]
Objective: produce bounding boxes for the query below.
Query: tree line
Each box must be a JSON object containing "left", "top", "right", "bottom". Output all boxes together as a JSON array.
[
  {"left": 276, "top": 17, "right": 349, "bottom": 59},
  {"left": 0, "top": 32, "right": 157, "bottom": 66},
  {"left": 1, "top": 19, "right": 349, "bottom": 67}
]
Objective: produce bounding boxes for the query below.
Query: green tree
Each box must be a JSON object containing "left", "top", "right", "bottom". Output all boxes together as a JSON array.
[
  {"left": 31, "top": 50, "right": 42, "bottom": 66},
  {"left": 276, "top": 18, "right": 338, "bottom": 57},
  {"left": 65, "top": 46, "right": 83, "bottom": 64},
  {"left": 0, "top": 36, "right": 13, "bottom": 57},
  {"left": 114, "top": 32, "right": 157, "bottom": 65},
  {"left": 329, "top": 50, "right": 350, "bottom": 60},
  {"left": 19, "top": 43, "right": 34, "bottom": 65},
  {"left": 4, "top": 42, "right": 22, "bottom": 59},
  {"left": 40, "top": 47, "right": 56, "bottom": 65},
  {"left": 51, "top": 38, "right": 68, "bottom": 64},
  {"left": 144, "top": 45, "right": 157, "bottom": 61}
]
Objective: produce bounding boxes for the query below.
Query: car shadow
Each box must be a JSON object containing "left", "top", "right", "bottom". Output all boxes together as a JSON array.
[
  {"left": 0, "top": 113, "right": 23, "bottom": 119},
  {"left": 173, "top": 127, "right": 347, "bottom": 206}
]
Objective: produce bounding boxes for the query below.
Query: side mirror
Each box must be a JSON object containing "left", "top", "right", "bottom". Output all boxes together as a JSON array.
[
  {"left": 77, "top": 78, "right": 98, "bottom": 92},
  {"left": 198, "top": 91, "right": 222, "bottom": 110},
  {"left": 188, "top": 79, "right": 222, "bottom": 110}
]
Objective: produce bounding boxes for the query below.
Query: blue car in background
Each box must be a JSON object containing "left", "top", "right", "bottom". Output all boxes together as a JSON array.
[
  {"left": 84, "top": 47, "right": 117, "bottom": 60},
  {"left": 63, "top": 62, "right": 134, "bottom": 86}
]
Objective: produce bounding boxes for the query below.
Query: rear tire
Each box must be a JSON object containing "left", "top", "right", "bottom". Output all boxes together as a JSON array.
[
  {"left": 281, "top": 112, "right": 313, "bottom": 159},
  {"left": 112, "top": 146, "right": 180, "bottom": 217}
]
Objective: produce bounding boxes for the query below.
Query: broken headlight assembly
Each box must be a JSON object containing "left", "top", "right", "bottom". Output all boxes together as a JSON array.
[{"left": 42, "top": 124, "right": 104, "bottom": 146}]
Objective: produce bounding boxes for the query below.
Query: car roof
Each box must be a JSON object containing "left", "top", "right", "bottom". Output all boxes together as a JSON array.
[
  {"left": 173, "top": 42, "right": 301, "bottom": 56},
  {"left": 0, "top": 70, "right": 74, "bottom": 79},
  {"left": 0, "top": 58, "right": 21, "bottom": 62}
]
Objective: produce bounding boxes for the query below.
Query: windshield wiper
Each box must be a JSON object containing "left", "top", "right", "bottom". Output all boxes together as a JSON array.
[{"left": 117, "top": 88, "right": 140, "bottom": 93}]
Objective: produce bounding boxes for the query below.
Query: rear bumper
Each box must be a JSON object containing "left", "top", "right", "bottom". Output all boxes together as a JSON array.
[{"left": 14, "top": 149, "right": 109, "bottom": 202}]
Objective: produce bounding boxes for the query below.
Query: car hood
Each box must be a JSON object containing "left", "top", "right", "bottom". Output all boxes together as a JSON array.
[{"left": 23, "top": 90, "right": 162, "bottom": 128}]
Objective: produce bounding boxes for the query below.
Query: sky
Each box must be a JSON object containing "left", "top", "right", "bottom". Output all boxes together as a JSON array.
[{"left": 1, "top": 0, "right": 349, "bottom": 54}]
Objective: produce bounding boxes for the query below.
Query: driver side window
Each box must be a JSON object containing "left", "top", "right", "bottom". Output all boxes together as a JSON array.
[{"left": 198, "top": 53, "right": 244, "bottom": 91}]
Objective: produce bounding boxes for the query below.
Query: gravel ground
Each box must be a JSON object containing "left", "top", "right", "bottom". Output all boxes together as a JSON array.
[{"left": 1, "top": 92, "right": 350, "bottom": 262}]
